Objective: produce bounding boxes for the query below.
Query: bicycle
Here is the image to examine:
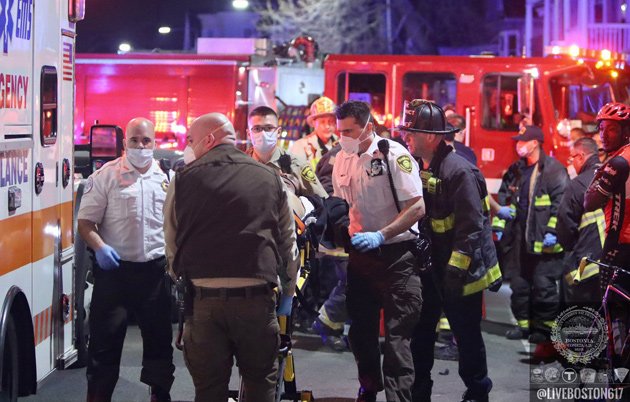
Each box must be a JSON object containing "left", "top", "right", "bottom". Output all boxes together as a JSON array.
[{"left": 575, "top": 257, "right": 630, "bottom": 397}]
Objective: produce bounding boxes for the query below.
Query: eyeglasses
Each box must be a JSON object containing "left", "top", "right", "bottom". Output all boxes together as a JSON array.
[
  {"left": 568, "top": 153, "right": 583, "bottom": 164},
  {"left": 250, "top": 125, "right": 279, "bottom": 134}
]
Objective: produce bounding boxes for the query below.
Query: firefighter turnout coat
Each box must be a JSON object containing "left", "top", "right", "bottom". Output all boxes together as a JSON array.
[
  {"left": 421, "top": 142, "right": 502, "bottom": 296},
  {"left": 557, "top": 154, "right": 605, "bottom": 287},
  {"left": 493, "top": 152, "right": 568, "bottom": 255}
]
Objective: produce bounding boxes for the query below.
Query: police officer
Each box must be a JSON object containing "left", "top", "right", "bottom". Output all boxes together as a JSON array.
[
  {"left": 78, "top": 118, "right": 175, "bottom": 402},
  {"left": 163, "top": 113, "right": 298, "bottom": 401},
  {"left": 557, "top": 137, "right": 604, "bottom": 305},
  {"left": 496, "top": 126, "right": 568, "bottom": 342},
  {"left": 333, "top": 100, "right": 424, "bottom": 402},
  {"left": 290, "top": 96, "right": 339, "bottom": 169},
  {"left": 585, "top": 102, "right": 630, "bottom": 267},
  {"left": 247, "top": 105, "right": 328, "bottom": 198},
  {"left": 400, "top": 100, "right": 501, "bottom": 402}
]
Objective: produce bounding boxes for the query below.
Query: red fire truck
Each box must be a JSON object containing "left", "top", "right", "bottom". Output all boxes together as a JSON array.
[
  {"left": 324, "top": 51, "right": 630, "bottom": 192},
  {"left": 76, "top": 49, "right": 629, "bottom": 192}
]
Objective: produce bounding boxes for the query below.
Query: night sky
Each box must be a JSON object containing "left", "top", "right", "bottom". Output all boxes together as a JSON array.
[{"left": 76, "top": 0, "right": 231, "bottom": 53}]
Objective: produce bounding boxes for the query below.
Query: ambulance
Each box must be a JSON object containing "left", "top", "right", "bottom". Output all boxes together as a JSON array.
[
  {"left": 323, "top": 50, "right": 630, "bottom": 192},
  {"left": 0, "top": 0, "right": 88, "bottom": 399}
]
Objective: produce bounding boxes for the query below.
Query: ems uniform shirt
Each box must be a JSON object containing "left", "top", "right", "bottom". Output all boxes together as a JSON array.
[
  {"left": 78, "top": 156, "right": 168, "bottom": 262},
  {"left": 246, "top": 146, "right": 328, "bottom": 198},
  {"left": 332, "top": 134, "right": 423, "bottom": 244}
]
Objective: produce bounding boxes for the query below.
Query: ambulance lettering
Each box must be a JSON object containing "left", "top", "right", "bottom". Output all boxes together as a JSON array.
[
  {"left": 0, "top": 149, "right": 28, "bottom": 188},
  {"left": 15, "top": 0, "right": 31, "bottom": 40},
  {"left": 0, "top": 73, "right": 28, "bottom": 109}
]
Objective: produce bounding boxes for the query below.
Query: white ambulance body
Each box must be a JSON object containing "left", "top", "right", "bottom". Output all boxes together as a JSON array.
[{"left": 0, "top": 0, "right": 86, "bottom": 399}]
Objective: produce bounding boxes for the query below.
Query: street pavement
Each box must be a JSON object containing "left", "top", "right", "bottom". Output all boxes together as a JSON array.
[{"left": 24, "top": 286, "right": 534, "bottom": 402}]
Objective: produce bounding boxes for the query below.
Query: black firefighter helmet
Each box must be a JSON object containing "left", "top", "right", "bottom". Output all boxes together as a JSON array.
[{"left": 397, "top": 99, "right": 459, "bottom": 135}]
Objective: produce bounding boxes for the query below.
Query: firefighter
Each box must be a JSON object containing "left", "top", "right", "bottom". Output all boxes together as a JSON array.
[
  {"left": 496, "top": 126, "right": 568, "bottom": 342},
  {"left": 557, "top": 137, "right": 604, "bottom": 305},
  {"left": 333, "top": 100, "right": 424, "bottom": 402},
  {"left": 400, "top": 99, "right": 501, "bottom": 402},
  {"left": 290, "top": 96, "right": 339, "bottom": 169},
  {"left": 584, "top": 102, "right": 630, "bottom": 268},
  {"left": 77, "top": 118, "right": 175, "bottom": 402},
  {"left": 247, "top": 105, "right": 328, "bottom": 198}
]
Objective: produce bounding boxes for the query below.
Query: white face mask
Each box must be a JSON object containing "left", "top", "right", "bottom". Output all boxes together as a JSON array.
[
  {"left": 340, "top": 119, "right": 371, "bottom": 154},
  {"left": 183, "top": 145, "right": 196, "bottom": 164},
  {"left": 251, "top": 130, "right": 278, "bottom": 155},
  {"left": 516, "top": 142, "right": 534, "bottom": 158},
  {"left": 126, "top": 148, "right": 154, "bottom": 168}
]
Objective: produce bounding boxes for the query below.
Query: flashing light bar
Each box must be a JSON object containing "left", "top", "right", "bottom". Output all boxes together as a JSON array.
[{"left": 544, "top": 45, "right": 626, "bottom": 63}]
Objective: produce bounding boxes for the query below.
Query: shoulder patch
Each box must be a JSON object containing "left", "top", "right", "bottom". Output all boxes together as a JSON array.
[
  {"left": 300, "top": 165, "right": 317, "bottom": 183},
  {"left": 83, "top": 176, "right": 94, "bottom": 194},
  {"left": 396, "top": 155, "right": 413, "bottom": 174},
  {"left": 161, "top": 179, "right": 169, "bottom": 192}
]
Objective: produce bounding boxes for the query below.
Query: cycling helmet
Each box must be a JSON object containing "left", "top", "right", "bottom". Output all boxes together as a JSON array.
[{"left": 596, "top": 102, "right": 630, "bottom": 122}]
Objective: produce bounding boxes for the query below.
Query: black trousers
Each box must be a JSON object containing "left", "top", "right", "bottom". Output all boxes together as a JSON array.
[
  {"left": 86, "top": 256, "right": 175, "bottom": 402},
  {"left": 411, "top": 272, "right": 491, "bottom": 402},
  {"left": 510, "top": 244, "right": 564, "bottom": 331},
  {"left": 346, "top": 242, "right": 422, "bottom": 402}
]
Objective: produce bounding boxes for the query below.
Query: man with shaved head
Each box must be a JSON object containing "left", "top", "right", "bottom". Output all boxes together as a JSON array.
[
  {"left": 78, "top": 117, "right": 175, "bottom": 402},
  {"left": 164, "top": 112, "right": 298, "bottom": 401}
]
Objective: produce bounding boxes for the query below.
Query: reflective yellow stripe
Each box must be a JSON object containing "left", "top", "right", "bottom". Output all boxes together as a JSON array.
[
  {"left": 482, "top": 196, "right": 490, "bottom": 213},
  {"left": 547, "top": 216, "right": 557, "bottom": 229},
  {"left": 420, "top": 171, "right": 441, "bottom": 194},
  {"left": 510, "top": 204, "right": 517, "bottom": 217},
  {"left": 318, "top": 247, "right": 349, "bottom": 258},
  {"left": 438, "top": 317, "right": 451, "bottom": 331},
  {"left": 533, "top": 241, "right": 563, "bottom": 254},
  {"left": 534, "top": 194, "right": 551, "bottom": 206},
  {"left": 427, "top": 177, "right": 439, "bottom": 194},
  {"left": 543, "top": 320, "right": 556, "bottom": 329},
  {"left": 517, "top": 319, "right": 530, "bottom": 329},
  {"left": 431, "top": 214, "right": 455, "bottom": 233},
  {"left": 492, "top": 216, "right": 506, "bottom": 229},
  {"left": 579, "top": 209, "right": 606, "bottom": 248},
  {"left": 566, "top": 263, "right": 600, "bottom": 285},
  {"left": 448, "top": 251, "right": 471, "bottom": 270},
  {"left": 463, "top": 264, "right": 502, "bottom": 295},
  {"left": 318, "top": 307, "right": 345, "bottom": 330}
]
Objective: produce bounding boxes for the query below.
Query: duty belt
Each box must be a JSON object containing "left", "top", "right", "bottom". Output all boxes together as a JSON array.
[{"left": 194, "top": 284, "right": 271, "bottom": 299}]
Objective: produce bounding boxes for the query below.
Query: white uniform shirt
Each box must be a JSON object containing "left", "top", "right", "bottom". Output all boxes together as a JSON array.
[
  {"left": 78, "top": 156, "right": 168, "bottom": 262},
  {"left": 332, "top": 134, "right": 423, "bottom": 244}
]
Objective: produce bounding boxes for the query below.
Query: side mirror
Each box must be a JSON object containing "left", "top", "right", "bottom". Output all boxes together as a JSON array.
[{"left": 89, "top": 125, "right": 124, "bottom": 173}]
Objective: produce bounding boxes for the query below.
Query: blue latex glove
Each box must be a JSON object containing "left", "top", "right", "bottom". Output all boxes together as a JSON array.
[
  {"left": 494, "top": 231, "right": 503, "bottom": 242},
  {"left": 497, "top": 206, "right": 515, "bottom": 221},
  {"left": 351, "top": 231, "right": 385, "bottom": 252},
  {"left": 277, "top": 295, "right": 293, "bottom": 316},
  {"left": 543, "top": 233, "right": 557, "bottom": 248},
  {"left": 95, "top": 244, "right": 121, "bottom": 271}
]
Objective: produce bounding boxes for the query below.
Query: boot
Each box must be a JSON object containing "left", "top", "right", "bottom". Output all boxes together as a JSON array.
[{"left": 505, "top": 326, "right": 529, "bottom": 340}]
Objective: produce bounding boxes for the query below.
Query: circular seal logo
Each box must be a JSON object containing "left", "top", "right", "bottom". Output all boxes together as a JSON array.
[{"left": 551, "top": 306, "right": 607, "bottom": 364}]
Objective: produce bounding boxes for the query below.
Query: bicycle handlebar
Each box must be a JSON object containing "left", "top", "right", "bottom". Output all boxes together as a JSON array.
[{"left": 575, "top": 257, "right": 629, "bottom": 284}]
